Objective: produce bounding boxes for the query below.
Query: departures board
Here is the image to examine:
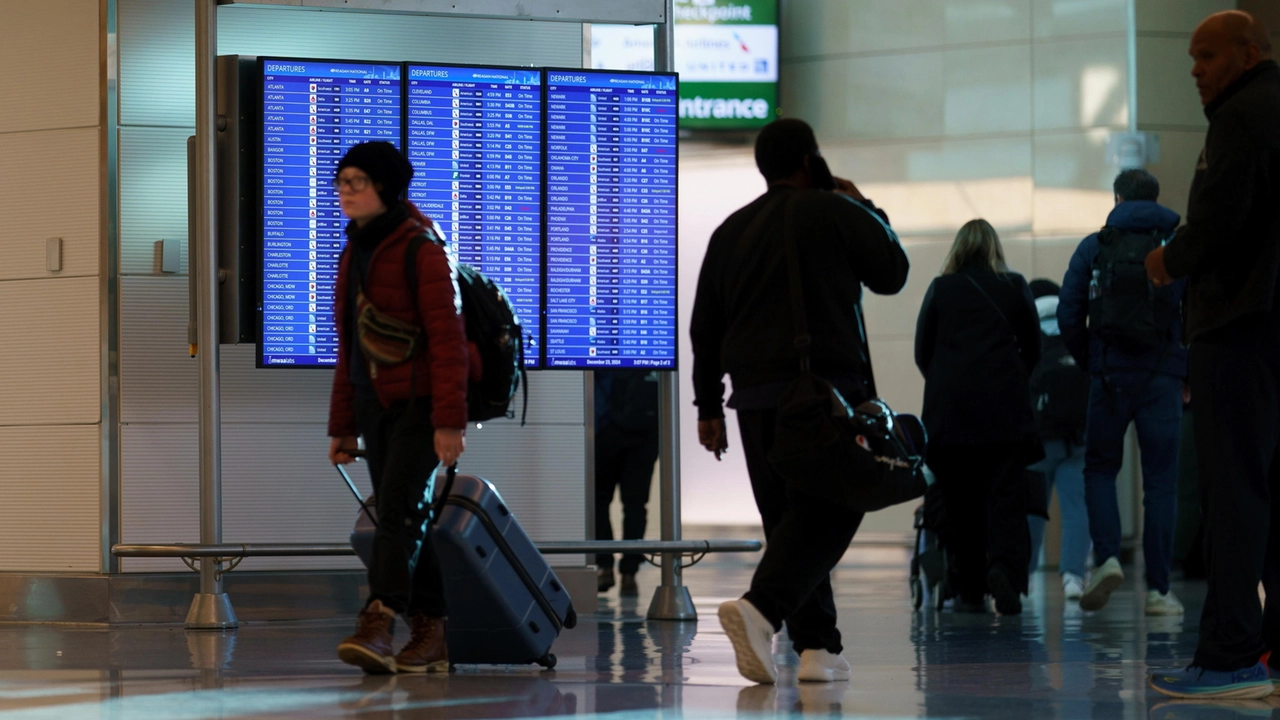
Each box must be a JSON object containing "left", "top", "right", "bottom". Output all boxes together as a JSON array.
[
  {"left": 543, "top": 70, "right": 679, "bottom": 369},
  {"left": 253, "top": 58, "right": 678, "bottom": 371},
  {"left": 259, "top": 58, "right": 401, "bottom": 367},
  {"left": 406, "top": 65, "right": 543, "bottom": 367}
]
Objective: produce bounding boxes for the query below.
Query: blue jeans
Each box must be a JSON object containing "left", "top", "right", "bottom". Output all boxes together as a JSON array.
[
  {"left": 1028, "top": 439, "right": 1091, "bottom": 578},
  {"left": 1084, "top": 370, "right": 1182, "bottom": 594}
]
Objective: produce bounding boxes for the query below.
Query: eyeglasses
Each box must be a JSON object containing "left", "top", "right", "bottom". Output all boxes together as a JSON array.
[{"left": 333, "top": 174, "right": 372, "bottom": 192}]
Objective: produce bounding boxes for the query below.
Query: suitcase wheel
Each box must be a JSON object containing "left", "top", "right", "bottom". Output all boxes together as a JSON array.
[
  {"left": 536, "top": 653, "right": 557, "bottom": 670},
  {"left": 564, "top": 606, "right": 577, "bottom": 630}
]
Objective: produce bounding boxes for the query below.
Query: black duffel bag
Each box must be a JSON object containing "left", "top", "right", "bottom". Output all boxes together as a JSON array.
[{"left": 765, "top": 196, "right": 927, "bottom": 513}]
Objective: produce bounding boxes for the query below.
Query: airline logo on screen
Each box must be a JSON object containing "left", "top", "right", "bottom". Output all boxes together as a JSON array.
[{"left": 675, "top": 0, "right": 777, "bottom": 129}]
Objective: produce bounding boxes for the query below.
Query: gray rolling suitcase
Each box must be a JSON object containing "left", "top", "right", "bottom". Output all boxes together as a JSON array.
[{"left": 336, "top": 463, "right": 577, "bottom": 669}]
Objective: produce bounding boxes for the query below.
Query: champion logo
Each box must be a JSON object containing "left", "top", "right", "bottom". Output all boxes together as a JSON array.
[{"left": 855, "top": 435, "right": 872, "bottom": 452}]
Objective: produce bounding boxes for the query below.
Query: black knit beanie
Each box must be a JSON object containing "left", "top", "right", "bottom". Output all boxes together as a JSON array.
[{"left": 336, "top": 141, "right": 414, "bottom": 209}]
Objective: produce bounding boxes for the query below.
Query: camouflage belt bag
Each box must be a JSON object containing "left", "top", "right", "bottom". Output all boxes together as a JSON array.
[{"left": 355, "top": 289, "right": 422, "bottom": 367}]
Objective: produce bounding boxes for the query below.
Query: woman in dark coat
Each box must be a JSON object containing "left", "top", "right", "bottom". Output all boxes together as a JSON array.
[{"left": 915, "top": 219, "right": 1040, "bottom": 615}]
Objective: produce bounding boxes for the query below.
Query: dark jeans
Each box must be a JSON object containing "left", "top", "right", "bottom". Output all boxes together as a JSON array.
[
  {"left": 1189, "top": 323, "right": 1280, "bottom": 671},
  {"left": 1083, "top": 370, "right": 1182, "bottom": 593},
  {"left": 594, "top": 423, "right": 659, "bottom": 576},
  {"left": 928, "top": 442, "right": 1029, "bottom": 602},
  {"left": 353, "top": 394, "right": 445, "bottom": 617},
  {"left": 736, "top": 407, "right": 864, "bottom": 655}
]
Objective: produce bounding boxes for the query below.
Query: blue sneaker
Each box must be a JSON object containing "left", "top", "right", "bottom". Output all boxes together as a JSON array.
[{"left": 1148, "top": 662, "right": 1273, "bottom": 700}]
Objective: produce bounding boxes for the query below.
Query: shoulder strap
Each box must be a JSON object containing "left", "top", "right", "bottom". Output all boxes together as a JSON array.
[
  {"left": 963, "top": 274, "right": 1016, "bottom": 338},
  {"left": 780, "top": 193, "right": 880, "bottom": 393}
]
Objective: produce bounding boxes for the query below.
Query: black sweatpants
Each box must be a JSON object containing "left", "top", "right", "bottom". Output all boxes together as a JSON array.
[
  {"left": 1190, "top": 322, "right": 1280, "bottom": 671},
  {"left": 594, "top": 422, "right": 659, "bottom": 576},
  {"left": 927, "top": 442, "right": 1029, "bottom": 603},
  {"left": 354, "top": 394, "right": 446, "bottom": 617},
  {"left": 737, "top": 407, "right": 864, "bottom": 654}
]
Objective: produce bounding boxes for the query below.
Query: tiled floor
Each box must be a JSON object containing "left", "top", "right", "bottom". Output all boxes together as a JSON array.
[{"left": 0, "top": 547, "right": 1268, "bottom": 719}]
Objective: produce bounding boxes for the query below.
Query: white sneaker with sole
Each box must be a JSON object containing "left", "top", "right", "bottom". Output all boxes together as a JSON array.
[
  {"left": 1062, "top": 573, "right": 1084, "bottom": 601},
  {"left": 1080, "top": 557, "right": 1124, "bottom": 611},
  {"left": 798, "top": 649, "right": 851, "bottom": 683},
  {"left": 1145, "top": 590, "right": 1185, "bottom": 616},
  {"left": 718, "top": 599, "right": 777, "bottom": 684}
]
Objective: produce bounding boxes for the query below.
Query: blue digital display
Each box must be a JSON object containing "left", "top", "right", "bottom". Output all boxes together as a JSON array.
[
  {"left": 258, "top": 59, "right": 402, "bottom": 367},
  {"left": 544, "top": 71, "right": 679, "bottom": 368},
  {"left": 406, "top": 65, "right": 544, "bottom": 367}
]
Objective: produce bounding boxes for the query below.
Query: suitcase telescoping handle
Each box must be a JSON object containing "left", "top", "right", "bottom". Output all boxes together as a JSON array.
[{"left": 335, "top": 453, "right": 378, "bottom": 528}]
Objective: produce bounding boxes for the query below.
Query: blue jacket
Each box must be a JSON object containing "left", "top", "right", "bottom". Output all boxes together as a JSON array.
[{"left": 1058, "top": 200, "right": 1188, "bottom": 378}]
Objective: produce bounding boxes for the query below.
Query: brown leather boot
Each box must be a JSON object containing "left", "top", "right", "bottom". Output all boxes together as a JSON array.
[
  {"left": 338, "top": 600, "right": 397, "bottom": 674},
  {"left": 394, "top": 614, "right": 450, "bottom": 674}
]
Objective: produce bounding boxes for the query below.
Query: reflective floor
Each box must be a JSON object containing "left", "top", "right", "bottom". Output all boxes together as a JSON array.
[{"left": 0, "top": 547, "right": 1270, "bottom": 719}]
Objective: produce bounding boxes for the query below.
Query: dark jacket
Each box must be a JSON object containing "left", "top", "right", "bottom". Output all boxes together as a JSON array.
[
  {"left": 690, "top": 186, "right": 910, "bottom": 420},
  {"left": 1163, "top": 60, "right": 1280, "bottom": 341},
  {"left": 1058, "top": 200, "right": 1188, "bottom": 377},
  {"left": 915, "top": 263, "right": 1040, "bottom": 447},
  {"left": 595, "top": 369, "right": 659, "bottom": 433},
  {"left": 329, "top": 202, "right": 472, "bottom": 436}
]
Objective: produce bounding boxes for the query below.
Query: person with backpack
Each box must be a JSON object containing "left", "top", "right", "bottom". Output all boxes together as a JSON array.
[
  {"left": 1025, "top": 279, "right": 1092, "bottom": 601},
  {"left": 594, "top": 369, "right": 660, "bottom": 596},
  {"left": 1057, "top": 168, "right": 1187, "bottom": 616},
  {"left": 327, "top": 141, "right": 471, "bottom": 674},
  {"left": 915, "top": 219, "right": 1040, "bottom": 616}
]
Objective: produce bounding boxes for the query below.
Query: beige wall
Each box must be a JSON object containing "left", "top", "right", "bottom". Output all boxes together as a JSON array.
[
  {"left": 679, "top": 0, "right": 1232, "bottom": 532},
  {"left": 0, "top": 1, "right": 104, "bottom": 571}
]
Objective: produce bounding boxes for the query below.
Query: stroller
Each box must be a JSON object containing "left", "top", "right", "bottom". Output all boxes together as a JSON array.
[
  {"left": 909, "top": 479, "right": 952, "bottom": 611},
  {"left": 908, "top": 467, "right": 1051, "bottom": 610}
]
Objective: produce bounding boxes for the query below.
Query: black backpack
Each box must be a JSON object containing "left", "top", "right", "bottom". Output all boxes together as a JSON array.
[
  {"left": 407, "top": 234, "right": 527, "bottom": 424},
  {"left": 1029, "top": 331, "right": 1090, "bottom": 440},
  {"left": 1088, "top": 227, "right": 1177, "bottom": 352}
]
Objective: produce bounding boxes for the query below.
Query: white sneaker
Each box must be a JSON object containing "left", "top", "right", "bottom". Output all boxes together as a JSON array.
[
  {"left": 797, "top": 649, "right": 851, "bottom": 683},
  {"left": 1080, "top": 557, "right": 1124, "bottom": 611},
  {"left": 1145, "top": 590, "right": 1185, "bottom": 616},
  {"left": 718, "top": 599, "right": 777, "bottom": 684},
  {"left": 1062, "top": 573, "right": 1084, "bottom": 601}
]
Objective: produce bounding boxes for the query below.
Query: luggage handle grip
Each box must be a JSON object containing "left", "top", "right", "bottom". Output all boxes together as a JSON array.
[{"left": 431, "top": 463, "right": 458, "bottom": 527}]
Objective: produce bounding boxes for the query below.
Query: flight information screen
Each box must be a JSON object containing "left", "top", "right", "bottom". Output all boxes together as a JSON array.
[
  {"left": 406, "top": 64, "right": 543, "bottom": 367},
  {"left": 258, "top": 59, "right": 401, "bottom": 367},
  {"left": 544, "top": 70, "right": 678, "bottom": 368}
]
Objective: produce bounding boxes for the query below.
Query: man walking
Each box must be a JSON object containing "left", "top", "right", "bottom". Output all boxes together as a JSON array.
[
  {"left": 1144, "top": 10, "right": 1280, "bottom": 700},
  {"left": 1057, "top": 169, "right": 1186, "bottom": 616},
  {"left": 690, "top": 118, "right": 909, "bottom": 684}
]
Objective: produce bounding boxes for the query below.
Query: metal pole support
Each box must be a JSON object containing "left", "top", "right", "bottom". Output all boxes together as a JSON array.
[
  {"left": 188, "top": 0, "right": 236, "bottom": 631},
  {"left": 645, "top": 0, "right": 693, "bottom": 622},
  {"left": 647, "top": 370, "right": 695, "bottom": 621}
]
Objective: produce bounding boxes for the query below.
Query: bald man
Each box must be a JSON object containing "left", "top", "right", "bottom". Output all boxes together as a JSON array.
[{"left": 1145, "top": 11, "right": 1280, "bottom": 700}]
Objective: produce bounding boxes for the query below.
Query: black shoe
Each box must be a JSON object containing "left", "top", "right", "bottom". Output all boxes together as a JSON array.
[
  {"left": 987, "top": 566, "right": 1022, "bottom": 616},
  {"left": 597, "top": 568, "right": 616, "bottom": 593},
  {"left": 619, "top": 573, "right": 639, "bottom": 597}
]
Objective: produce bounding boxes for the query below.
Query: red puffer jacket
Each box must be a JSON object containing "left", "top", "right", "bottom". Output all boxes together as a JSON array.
[{"left": 328, "top": 202, "right": 473, "bottom": 436}]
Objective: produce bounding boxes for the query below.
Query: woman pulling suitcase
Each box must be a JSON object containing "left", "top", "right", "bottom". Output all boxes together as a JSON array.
[{"left": 327, "top": 141, "right": 471, "bottom": 674}]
